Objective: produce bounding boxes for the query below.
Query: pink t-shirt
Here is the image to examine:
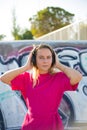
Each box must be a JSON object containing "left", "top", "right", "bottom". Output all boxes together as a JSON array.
[{"left": 11, "top": 72, "right": 78, "bottom": 130}]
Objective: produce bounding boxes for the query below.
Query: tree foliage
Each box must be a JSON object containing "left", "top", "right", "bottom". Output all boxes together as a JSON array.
[
  {"left": 11, "top": 8, "right": 21, "bottom": 40},
  {"left": 19, "top": 29, "right": 34, "bottom": 40},
  {"left": 11, "top": 9, "right": 33, "bottom": 40},
  {"left": 29, "top": 7, "right": 75, "bottom": 37},
  {"left": 0, "top": 34, "right": 6, "bottom": 40}
]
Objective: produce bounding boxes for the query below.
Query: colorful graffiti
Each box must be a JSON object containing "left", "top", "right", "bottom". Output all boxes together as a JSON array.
[{"left": 0, "top": 46, "right": 87, "bottom": 75}]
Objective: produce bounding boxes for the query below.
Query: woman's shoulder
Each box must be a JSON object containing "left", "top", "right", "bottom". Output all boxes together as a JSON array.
[
  {"left": 52, "top": 71, "right": 66, "bottom": 79},
  {"left": 21, "top": 71, "right": 31, "bottom": 79},
  {"left": 53, "top": 71, "right": 64, "bottom": 76}
]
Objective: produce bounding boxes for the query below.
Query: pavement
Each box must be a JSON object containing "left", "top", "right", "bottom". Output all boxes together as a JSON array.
[{"left": 65, "top": 121, "right": 87, "bottom": 130}]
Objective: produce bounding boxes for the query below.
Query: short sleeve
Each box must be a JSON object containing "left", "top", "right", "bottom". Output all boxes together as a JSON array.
[
  {"left": 11, "top": 72, "right": 29, "bottom": 94},
  {"left": 61, "top": 72, "right": 78, "bottom": 91}
]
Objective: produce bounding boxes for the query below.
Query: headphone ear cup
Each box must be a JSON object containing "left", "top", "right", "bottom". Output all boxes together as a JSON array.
[
  {"left": 31, "top": 53, "right": 36, "bottom": 66},
  {"left": 52, "top": 51, "right": 56, "bottom": 66}
]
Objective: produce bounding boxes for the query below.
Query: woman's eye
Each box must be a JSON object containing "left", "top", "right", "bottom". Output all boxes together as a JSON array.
[
  {"left": 39, "top": 57, "right": 44, "bottom": 59},
  {"left": 47, "top": 56, "right": 51, "bottom": 59},
  {"left": 39, "top": 56, "right": 51, "bottom": 59}
]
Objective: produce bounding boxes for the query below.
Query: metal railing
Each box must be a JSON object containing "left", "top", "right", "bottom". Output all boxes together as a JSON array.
[{"left": 37, "top": 18, "right": 87, "bottom": 40}]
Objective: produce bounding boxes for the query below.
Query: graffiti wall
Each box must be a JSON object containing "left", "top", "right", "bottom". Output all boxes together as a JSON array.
[{"left": 0, "top": 41, "right": 87, "bottom": 129}]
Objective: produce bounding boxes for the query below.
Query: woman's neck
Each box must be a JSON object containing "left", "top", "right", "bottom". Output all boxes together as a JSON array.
[{"left": 38, "top": 70, "right": 49, "bottom": 74}]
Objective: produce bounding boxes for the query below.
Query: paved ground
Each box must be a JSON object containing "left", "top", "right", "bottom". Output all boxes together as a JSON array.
[{"left": 65, "top": 122, "right": 87, "bottom": 130}]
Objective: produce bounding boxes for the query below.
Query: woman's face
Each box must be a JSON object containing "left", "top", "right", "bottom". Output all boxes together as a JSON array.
[{"left": 36, "top": 48, "right": 52, "bottom": 74}]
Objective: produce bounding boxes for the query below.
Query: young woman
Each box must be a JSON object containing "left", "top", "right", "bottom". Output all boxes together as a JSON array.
[{"left": 0, "top": 44, "right": 82, "bottom": 130}]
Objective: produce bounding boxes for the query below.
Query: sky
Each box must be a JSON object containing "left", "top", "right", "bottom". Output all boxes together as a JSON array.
[{"left": 0, "top": 0, "right": 87, "bottom": 41}]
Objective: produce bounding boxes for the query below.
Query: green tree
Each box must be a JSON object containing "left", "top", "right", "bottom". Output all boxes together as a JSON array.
[
  {"left": 29, "top": 7, "right": 75, "bottom": 37},
  {"left": 0, "top": 34, "right": 6, "bottom": 40},
  {"left": 11, "top": 8, "right": 21, "bottom": 40},
  {"left": 19, "top": 29, "right": 34, "bottom": 40},
  {"left": 11, "top": 8, "right": 34, "bottom": 40}
]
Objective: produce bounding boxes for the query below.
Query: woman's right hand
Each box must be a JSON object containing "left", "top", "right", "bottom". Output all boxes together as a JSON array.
[{"left": 24, "top": 52, "right": 33, "bottom": 71}]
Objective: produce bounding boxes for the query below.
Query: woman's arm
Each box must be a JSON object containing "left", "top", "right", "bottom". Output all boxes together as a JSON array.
[
  {"left": 0, "top": 52, "right": 33, "bottom": 85},
  {"left": 55, "top": 54, "right": 82, "bottom": 85}
]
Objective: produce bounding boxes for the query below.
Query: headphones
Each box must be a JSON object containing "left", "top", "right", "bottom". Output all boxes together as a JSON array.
[
  {"left": 31, "top": 45, "right": 56, "bottom": 67},
  {"left": 31, "top": 48, "right": 37, "bottom": 66}
]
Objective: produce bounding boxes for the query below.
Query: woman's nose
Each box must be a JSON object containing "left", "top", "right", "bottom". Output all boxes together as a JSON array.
[{"left": 43, "top": 58, "right": 48, "bottom": 62}]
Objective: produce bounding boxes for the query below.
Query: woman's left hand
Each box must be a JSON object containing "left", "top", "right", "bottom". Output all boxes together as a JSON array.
[{"left": 54, "top": 53, "right": 60, "bottom": 68}]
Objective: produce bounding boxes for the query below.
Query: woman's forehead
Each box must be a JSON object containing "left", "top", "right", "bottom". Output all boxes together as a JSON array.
[{"left": 37, "top": 48, "right": 52, "bottom": 55}]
